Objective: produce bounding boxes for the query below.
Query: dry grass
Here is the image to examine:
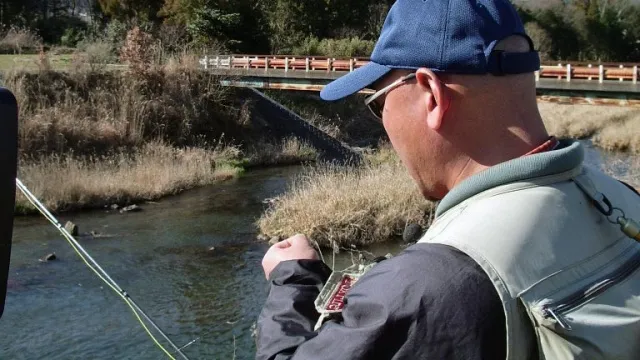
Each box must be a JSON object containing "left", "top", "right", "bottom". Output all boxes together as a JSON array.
[
  {"left": 4, "top": 29, "right": 240, "bottom": 156},
  {"left": 5, "top": 52, "right": 254, "bottom": 214},
  {"left": 16, "top": 142, "right": 242, "bottom": 214},
  {"left": 0, "top": 54, "right": 74, "bottom": 70},
  {"left": 257, "top": 146, "right": 436, "bottom": 248},
  {"left": 245, "top": 138, "right": 318, "bottom": 167},
  {"left": 593, "top": 120, "right": 640, "bottom": 154},
  {"left": 4, "top": 29, "right": 325, "bottom": 215},
  {"left": 539, "top": 102, "right": 640, "bottom": 153},
  {"left": 0, "top": 26, "right": 42, "bottom": 54},
  {"left": 5, "top": 50, "right": 323, "bottom": 214},
  {"left": 5, "top": 61, "right": 241, "bottom": 156}
]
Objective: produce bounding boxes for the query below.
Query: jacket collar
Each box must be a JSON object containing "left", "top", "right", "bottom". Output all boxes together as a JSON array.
[{"left": 436, "top": 139, "right": 584, "bottom": 217}]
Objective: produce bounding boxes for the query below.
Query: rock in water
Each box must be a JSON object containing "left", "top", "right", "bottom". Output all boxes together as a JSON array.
[
  {"left": 402, "top": 223, "right": 423, "bottom": 244},
  {"left": 64, "top": 221, "right": 79, "bottom": 236},
  {"left": 110, "top": 204, "right": 120, "bottom": 210},
  {"left": 120, "top": 204, "right": 142, "bottom": 214},
  {"left": 39, "top": 253, "right": 57, "bottom": 262}
]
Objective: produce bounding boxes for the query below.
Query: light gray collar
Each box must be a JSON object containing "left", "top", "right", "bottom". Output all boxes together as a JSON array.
[{"left": 435, "top": 139, "right": 584, "bottom": 217}]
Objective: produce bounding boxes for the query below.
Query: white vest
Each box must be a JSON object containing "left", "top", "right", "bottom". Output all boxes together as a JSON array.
[{"left": 419, "top": 162, "right": 640, "bottom": 359}]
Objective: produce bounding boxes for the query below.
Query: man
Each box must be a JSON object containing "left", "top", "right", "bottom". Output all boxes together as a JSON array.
[{"left": 256, "top": 1, "right": 640, "bottom": 359}]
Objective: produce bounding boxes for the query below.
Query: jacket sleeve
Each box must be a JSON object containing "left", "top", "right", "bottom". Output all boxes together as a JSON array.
[{"left": 255, "top": 243, "right": 506, "bottom": 360}]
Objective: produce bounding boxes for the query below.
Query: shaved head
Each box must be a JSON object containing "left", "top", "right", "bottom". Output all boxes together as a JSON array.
[{"left": 373, "top": 35, "right": 549, "bottom": 200}]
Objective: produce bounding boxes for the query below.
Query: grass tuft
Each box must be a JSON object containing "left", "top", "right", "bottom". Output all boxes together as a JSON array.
[
  {"left": 16, "top": 141, "right": 243, "bottom": 214},
  {"left": 539, "top": 102, "right": 640, "bottom": 153},
  {"left": 257, "top": 146, "right": 436, "bottom": 248}
]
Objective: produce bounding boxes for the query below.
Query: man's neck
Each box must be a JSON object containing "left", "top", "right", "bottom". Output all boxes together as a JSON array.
[{"left": 447, "top": 130, "right": 553, "bottom": 192}]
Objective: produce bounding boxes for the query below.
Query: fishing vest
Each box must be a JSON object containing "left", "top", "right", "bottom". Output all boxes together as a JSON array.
[{"left": 419, "top": 161, "right": 640, "bottom": 359}]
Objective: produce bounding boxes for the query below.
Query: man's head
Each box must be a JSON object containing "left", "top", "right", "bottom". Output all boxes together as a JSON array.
[{"left": 320, "top": 0, "right": 549, "bottom": 200}]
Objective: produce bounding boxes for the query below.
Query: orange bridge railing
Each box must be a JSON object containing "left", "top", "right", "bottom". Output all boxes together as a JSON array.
[{"left": 200, "top": 55, "right": 639, "bottom": 84}]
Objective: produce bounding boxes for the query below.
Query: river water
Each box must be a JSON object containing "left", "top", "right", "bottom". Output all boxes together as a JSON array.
[{"left": 0, "top": 140, "right": 636, "bottom": 360}]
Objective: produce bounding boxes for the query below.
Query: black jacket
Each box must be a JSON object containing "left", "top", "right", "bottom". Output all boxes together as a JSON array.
[
  {"left": 255, "top": 243, "right": 506, "bottom": 360},
  {"left": 255, "top": 180, "right": 640, "bottom": 360}
]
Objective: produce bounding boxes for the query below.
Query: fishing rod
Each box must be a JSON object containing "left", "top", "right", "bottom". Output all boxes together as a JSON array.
[
  {"left": 0, "top": 88, "right": 193, "bottom": 359},
  {"left": 16, "top": 179, "right": 191, "bottom": 360}
]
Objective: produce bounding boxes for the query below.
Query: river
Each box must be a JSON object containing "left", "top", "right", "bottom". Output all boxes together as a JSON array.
[{"left": 0, "top": 140, "right": 636, "bottom": 359}]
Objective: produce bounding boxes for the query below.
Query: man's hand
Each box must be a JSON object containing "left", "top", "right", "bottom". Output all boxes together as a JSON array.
[{"left": 262, "top": 234, "right": 319, "bottom": 280}]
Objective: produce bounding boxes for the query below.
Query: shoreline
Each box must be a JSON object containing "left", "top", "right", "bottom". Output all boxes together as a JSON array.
[
  {"left": 257, "top": 144, "right": 639, "bottom": 248},
  {"left": 14, "top": 162, "right": 314, "bottom": 217},
  {"left": 14, "top": 140, "right": 318, "bottom": 216},
  {"left": 15, "top": 136, "right": 638, "bottom": 220},
  {"left": 6, "top": 67, "right": 639, "bottom": 226}
]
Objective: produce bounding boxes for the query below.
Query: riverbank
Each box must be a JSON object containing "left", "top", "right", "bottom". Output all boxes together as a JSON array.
[
  {"left": 15, "top": 138, "right": 317, "bottom": 215},
  {"left": 5, "top": 56, "right": 318, "bottom": 215},
  {"left": 539, "top": 102, "right": 640, "bottom": 154},
  {"left": 257, "top": 142, "right": 640, "bottom": 248},
  {"left": 257, "top": 147, "right": 436, "bottom": 248},
  {"left": 15, "top": 142, "right": 240, "bottom": 214},
  {"left": 5, "top": 52, "right": 639, "bottom": 217}
]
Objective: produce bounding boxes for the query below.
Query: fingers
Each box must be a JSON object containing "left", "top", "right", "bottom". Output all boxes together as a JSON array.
[
  {"left": 273, "top": 239, "right": 292, "bottom": 249},
  {"left": 262, "top": 234, "right": 320, "bottom": 280},
  {"left": 288, "top": 234, "right": 310, "bottom": 247},
  {"left": 272, "top": 235, "right": 308, "bottom": 249}
]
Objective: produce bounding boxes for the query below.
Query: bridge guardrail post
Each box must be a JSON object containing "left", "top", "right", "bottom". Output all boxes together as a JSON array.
[
  {"left": 634, "top": 66, "right": 638, "bottom": 84},
  {"left": 599, "top": 65, "right": 604, "bottom": 83},
  {"left": 566, "top": 64, "right": 571, "bottom": 82},
  {"left": 285, "top": 57, "right": 289, "bottom": 73},
  {"left": 327, "top": 58, "right": 331, "bottom": 72},
  {"left": 305, "top": 57, "right": 310, "bottom": 72},
  {"left": 349, "top": 58, "right": 354, "bottom": 72},
  {"left": 587, "top": 64, "right": 592, "bottom": 81},
  {"left": 535, "top": 70, "right": 540, "bottom": 82},
  {"left": 619, "top": 65, "right": 624, "bottom": 82},
  {"left": 265, "top": 56, "right": 269, "bottom": 72}
]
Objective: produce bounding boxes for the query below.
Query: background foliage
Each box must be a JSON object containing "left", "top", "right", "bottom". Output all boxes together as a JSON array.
[{"left": 1, "top": 0, "right": 640, "bottom": 60}]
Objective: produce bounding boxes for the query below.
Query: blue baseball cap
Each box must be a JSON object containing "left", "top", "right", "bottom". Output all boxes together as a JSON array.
[{"left": 320, "top": 0, "right": 540, "bottom": 101}]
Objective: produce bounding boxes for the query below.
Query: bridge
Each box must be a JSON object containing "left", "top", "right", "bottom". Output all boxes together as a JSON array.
[
  {"left": 201, "top": 55, "right": 640, "bottom": 107},
  {"left": 196, "top": 55, "right": 640, "bottom": 167}
]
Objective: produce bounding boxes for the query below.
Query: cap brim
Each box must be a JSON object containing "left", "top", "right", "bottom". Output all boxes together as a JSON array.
[{"left": 320, "top": 62, "right": 392, "bottom": 101}]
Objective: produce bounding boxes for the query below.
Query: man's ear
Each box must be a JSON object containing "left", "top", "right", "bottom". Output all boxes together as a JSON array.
[{"left": 415, "top": 68, "right": 450, "bottom": 130}]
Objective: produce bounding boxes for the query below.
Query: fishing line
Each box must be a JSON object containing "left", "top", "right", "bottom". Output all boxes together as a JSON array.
[{"left": 16, "top": 178, "right": 191, "bottom": 360}]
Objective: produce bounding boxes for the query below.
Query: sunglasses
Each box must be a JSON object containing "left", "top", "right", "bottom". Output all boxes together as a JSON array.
[{"left": 364, "top": 72, "right": 417, "bottom": 122}]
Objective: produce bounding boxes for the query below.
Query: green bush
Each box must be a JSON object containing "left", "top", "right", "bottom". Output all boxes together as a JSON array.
[
  {"left": 292, "top": 36, "right": 375, "bottom": 57},
  {"left": 60, "top": 27, "right": 86, "bottom": 48},
  {"left": 104, "top": 20, "right": 129, "bottom": 52},
  {"left": 36, "top": 15, "right": 87, "bottom": 45}
]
